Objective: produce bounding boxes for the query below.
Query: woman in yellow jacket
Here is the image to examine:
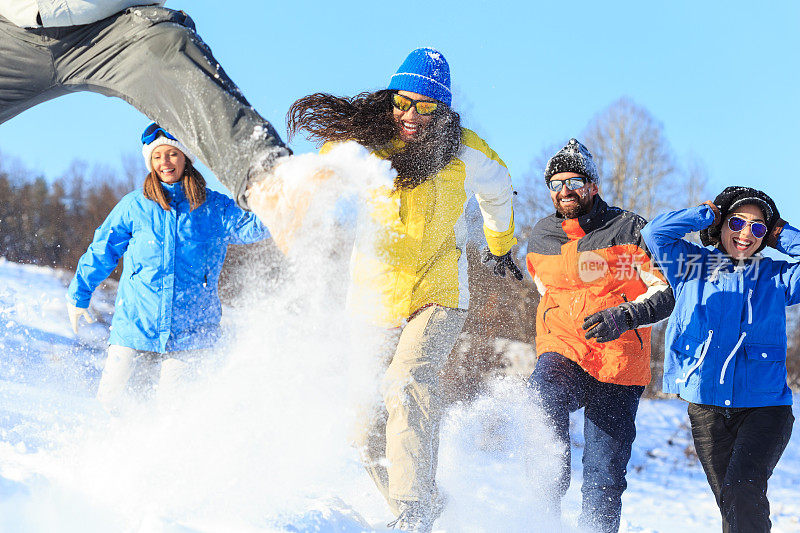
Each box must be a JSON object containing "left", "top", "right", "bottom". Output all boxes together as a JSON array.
[{"left": 288, "top": 48, "right": 521, "bottom": 532}]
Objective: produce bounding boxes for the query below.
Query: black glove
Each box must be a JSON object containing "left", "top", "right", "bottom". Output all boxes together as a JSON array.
[
  {"left": 481, "top": 247, "right": 524, "bottom": 281},
  {"left": 582, "top": 306, "right": 634, "bottom": 343}
]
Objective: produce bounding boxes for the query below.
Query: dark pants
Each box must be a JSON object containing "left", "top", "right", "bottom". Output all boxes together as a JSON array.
[
  {"left": 688, "top": 403, "right": 794, "bottom": 533},
  {"left": 0, "top": 7, "right": 289, "bottom": 206},
  {"left": 528, "top": 352, "right": 643, "bottom": 533}
]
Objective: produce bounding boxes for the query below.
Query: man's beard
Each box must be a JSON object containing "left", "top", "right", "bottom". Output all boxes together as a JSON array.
[{"left": 553, "top": 189, "right": 593, "bottom": 219}]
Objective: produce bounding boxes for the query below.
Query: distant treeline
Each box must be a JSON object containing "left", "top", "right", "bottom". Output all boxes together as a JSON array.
[
  {"left": 1, "top": 95, "right": 797, "bottom": 397},
  {"left": 0, "top": 154, "right": 281, "bottom": 299},
  {"left": 0, "top": 158, "right": 137, "bottom": 271}
]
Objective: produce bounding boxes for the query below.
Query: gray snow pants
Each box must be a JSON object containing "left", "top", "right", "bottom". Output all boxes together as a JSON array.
[{"left": 0, "top": 6, "right": 288, "bottom": 207}]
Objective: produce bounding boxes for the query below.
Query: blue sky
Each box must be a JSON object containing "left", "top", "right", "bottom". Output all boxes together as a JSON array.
[{"left": 0, "top": 0, "right": 798, "bottom": 222}]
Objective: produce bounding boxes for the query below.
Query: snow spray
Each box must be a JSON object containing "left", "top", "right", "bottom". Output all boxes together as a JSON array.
[
  {"left": 0, "top": 143, "right": 576, "bottom": 532},
  {"left": 5, "top": 143, "right": 396, "bottom": 531}
]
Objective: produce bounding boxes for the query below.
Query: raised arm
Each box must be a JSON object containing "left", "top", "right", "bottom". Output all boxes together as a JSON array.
[
  {"left": 641, "top": 203, "right": 717, "bottom": 287},
  {"left": 766, "top": 222, "right": 800, "bottom": 305},
  {"left": 769, "top": 219, "right": 800, "bottom": 258},
  {"left": 221, "top": 195, "right": 270, "bottom": 245}
]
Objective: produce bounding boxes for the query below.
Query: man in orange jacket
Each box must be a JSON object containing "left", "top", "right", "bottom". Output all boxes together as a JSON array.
[{"left": 526, "top": 139, "right": 674, "bottom": 533}]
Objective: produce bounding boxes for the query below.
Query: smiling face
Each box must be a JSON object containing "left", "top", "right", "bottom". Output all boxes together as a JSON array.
[
  {"left": 150, "top": 144, "right": 186, "bottom": 184},
  {"left": 548, "top": 171, "right": 598, "bottom": 219},
  {"left": 392, "top": 90, "right": 435, "bottom": 143},
  {"left": 720, "top": 203, "right": 766, "bottom": 259}
]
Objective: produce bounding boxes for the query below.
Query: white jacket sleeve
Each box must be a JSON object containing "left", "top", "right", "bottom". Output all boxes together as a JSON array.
[
  {"left": 461, "top": 128, "right": 517, "bottom": 255},
  {"left": 0, "top": 0, "right": 166, "bottom": 27}
]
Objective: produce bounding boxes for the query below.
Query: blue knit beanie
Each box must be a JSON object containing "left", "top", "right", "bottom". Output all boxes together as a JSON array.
[{"left": 388, "top": 48, "right": 452, "bottom": 106}]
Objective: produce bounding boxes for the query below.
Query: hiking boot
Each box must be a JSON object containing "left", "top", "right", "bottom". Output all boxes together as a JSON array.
[{"left": 387, "top": 500, "right": 433, "bottom": 533}]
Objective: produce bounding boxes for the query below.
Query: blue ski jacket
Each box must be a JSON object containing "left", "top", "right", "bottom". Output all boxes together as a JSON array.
[
  {"left": 641, "top": 204, "right": 797, "bottom": 408},
  {"left": 67, "top": 182, "right": 268, "bottom": 353}
]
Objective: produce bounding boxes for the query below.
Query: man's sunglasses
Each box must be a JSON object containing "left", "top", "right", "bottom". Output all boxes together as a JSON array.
[
  {"left": 728, "top": 215, "right": 767, "bottom": 239},
  {"left": 141, "top": 122, "right": 178, "bottom": 145},
  {"left": 547, "top": 176, "right": 589, "bottom": 192},
  {"left": 391, "top": 93, "right": 440, "bottom": 116}
]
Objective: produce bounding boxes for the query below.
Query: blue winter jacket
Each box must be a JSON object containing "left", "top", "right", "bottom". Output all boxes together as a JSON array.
[
  {"left": 67, "top": 182, "right": 269, "bottom": 353},
  {"left": 641, "top": 204, "right": 798, "bottom": 408}
]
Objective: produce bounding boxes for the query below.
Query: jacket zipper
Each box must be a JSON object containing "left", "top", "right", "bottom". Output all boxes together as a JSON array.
[
  {"left": 542, "top": 305, "right": 557, "bottom": 334},
  {"left": 622, "top": 294, "right": 644, "bottom": 349},
  {"left": 746, "top": 289, "right": 753, "bottom": 325}
]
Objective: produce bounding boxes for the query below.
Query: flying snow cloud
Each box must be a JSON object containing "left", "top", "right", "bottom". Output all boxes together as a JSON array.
[{"left": 0, "top": 144, "right": 577, "bottom": 532}]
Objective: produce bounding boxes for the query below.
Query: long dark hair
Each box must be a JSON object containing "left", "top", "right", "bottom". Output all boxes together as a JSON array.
[
  {"left": 143, "top": 159, "right": 207, "bottom": 211},
  {"left": 287, "top": 90, "right": 462, "bottom": 189}
]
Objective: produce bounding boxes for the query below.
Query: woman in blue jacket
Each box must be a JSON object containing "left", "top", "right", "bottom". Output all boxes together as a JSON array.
[
  {"left": 642, "top": 186, "right": 795, "bottom": 533},
  {"left": 67, "top": 123, "right": 269, "bottom": 411}
]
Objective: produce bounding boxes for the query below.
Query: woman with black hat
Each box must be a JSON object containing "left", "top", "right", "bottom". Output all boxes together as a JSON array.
[{"left": 641, "top": 187, "right": 796, "bottom": 532}]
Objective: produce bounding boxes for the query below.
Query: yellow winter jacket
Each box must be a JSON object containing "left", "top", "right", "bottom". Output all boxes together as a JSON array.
[{"left": 324, "top": 128, "right": 516, "bottom": 327}]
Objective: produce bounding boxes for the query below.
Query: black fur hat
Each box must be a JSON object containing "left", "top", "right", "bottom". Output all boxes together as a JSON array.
[
  {"left": 700, "top": 186, "right": 779, "bottom": 253},
  {"left": 544, "top": 138, "right": 600, "bottom": 183}
]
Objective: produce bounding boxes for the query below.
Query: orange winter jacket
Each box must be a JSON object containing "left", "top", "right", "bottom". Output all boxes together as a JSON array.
[{"left": 526, "top": 197, "right": 674, "bottom": 386}]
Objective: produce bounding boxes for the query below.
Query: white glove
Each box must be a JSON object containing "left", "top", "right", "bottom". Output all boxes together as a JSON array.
[{"left": 67, "top": 301, "right": 95, "bottom": 334}]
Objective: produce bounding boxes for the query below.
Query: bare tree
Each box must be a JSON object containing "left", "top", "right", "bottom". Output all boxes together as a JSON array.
[
  {"left": 513, "top": 143, "right": 561, "bottom": 250},
  {"left": 121, "top": 151, "right": 145, "bottom": 192},
  {"left": 783, "top": 304, "right": 800, "bottom": 391},
  {"left": 582, "top": 97, "right": 678, "bottom": 219},
  {"left": 683, "top": 154, "right": 712, "bottom": 207},
  {"left": 514, "top": 103, "right": 710, "bottom": 252}
]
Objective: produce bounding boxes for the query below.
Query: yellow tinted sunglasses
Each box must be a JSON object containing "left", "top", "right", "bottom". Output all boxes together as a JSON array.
[{"left": 391, "top": 93, "right": 440, "bottom": 116}]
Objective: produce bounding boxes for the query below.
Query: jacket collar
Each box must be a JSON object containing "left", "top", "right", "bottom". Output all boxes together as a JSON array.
[
  {"left": 161, "top": 181, "right": 187, "bottom": 207},
  {"left": 709, "top": 245, "right": 762, "bottom": 270},
  {"left": 556, "top": 195, "right": 609, "bottom": 239}
]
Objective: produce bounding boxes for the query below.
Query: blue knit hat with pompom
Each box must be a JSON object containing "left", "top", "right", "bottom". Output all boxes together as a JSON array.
[{"left": 388, "top": 47, "right": 452, "bottom": 106}]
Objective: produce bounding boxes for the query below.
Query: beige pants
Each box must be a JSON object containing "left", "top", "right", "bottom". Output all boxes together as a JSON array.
[
  {"left": 355, "top": 305, "right": 467, "bottom": 514},
  {"left": 96, "top": 345, "right": 201, "bottom": 413}
]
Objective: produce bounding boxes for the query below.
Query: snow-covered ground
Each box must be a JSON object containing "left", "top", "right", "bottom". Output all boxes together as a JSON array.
[
  {"left": 1, "top": 259, "right": 798, "bottom": 532},
  {"left": 1, "top": 145, "right": 798, "bottom": 532}
]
